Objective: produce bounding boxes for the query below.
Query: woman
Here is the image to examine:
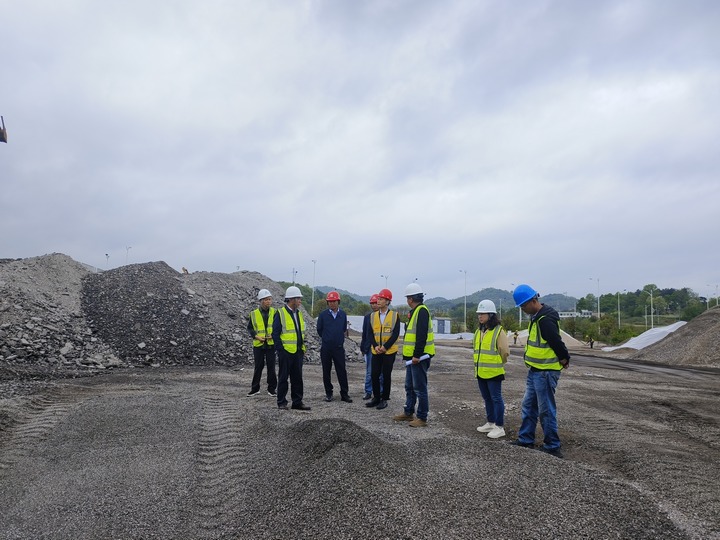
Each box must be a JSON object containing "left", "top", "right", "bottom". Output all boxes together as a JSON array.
[{"left": 474, "top": 300, "right": 509, "bottom": 439}]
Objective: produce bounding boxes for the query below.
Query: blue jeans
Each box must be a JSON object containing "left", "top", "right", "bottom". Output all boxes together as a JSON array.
[
  {"left": 403, "top": 358, "right": 431, "bottom": 421},
  {"left": 477, "top": 378, "right": 504, "bottom": 427},
  {"left": 517, "top": 369, "right": 561, "bottom": 449},
  {"left": 364, "top": 351, "right": 383, "bottom": 395}
]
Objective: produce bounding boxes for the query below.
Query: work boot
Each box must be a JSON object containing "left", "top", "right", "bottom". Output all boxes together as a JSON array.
[
  {"left": 376, "top": 400, "right": 387, "bottom": 410},
  {"left": 476, "top": 422, "right": 495, "bottom": 433},
  {"left": 362, "top": 392, "right": 372, "bottom": 400},
  {"left": 393, "top": 412, "right": 414, "bottom": 421},
  {"left": 487, "top": 426, "right": 506, "bottom": 439},
  {"left": 365, "top": 398, "right": 381, "bottom": 408},
  {"left": 408, "top": 418, "right": 427, "bottom": 428}
]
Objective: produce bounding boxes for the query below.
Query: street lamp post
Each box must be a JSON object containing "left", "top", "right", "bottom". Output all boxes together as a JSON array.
[
  {"left": 381, "top": 274, "right": 389, "bottom": 288},
  {"left": 459, "top": 270, "right": 467, "bottom": 332},
  {"left": 642, "top": 287, "right": 656, "bottom": 329},
  {"left": 616, "top": 290, "right": 626, "bottom": 328},
  {"left": 311, "top": 260, "right": 317, "bottom": 316},
  {"left": 125, "top": 246, "right": 132, "bottom": 264},
  {"left": 292, "top": 268, "right": 298, "bottom": 284},
  {"left": 105, "top": 253, "right": 109, "bottom": 269},
  {"left": 511, "top": 283, "right": 521, "bottom": 328},
  {"left": 589, "top": 277, "right": 600, "bottom": 319}
]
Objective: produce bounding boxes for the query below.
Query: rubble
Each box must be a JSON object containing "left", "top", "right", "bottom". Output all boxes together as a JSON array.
[{"left": 0, "top": 254, "right": 331, "bottom": 386}]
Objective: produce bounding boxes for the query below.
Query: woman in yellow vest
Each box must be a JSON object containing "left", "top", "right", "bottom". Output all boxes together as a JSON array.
[{"left": 473, "top": 300, "right": 509, "bottom": 439}]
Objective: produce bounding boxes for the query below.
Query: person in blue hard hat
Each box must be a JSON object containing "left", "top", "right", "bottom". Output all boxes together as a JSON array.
[{"left": 510, "top": 284, "right": 570, "bottom": 458}]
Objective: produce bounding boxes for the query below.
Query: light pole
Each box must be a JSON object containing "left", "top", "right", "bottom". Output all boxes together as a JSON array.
[
  {"left": 311, "top": 259, "right": 317, "bottom": 315},
  {"left": 617, "top": 289, "right": 626, "bottom": 328},
  {"left": 125, "top": 246, "right": 132, "bottom": 264},
  {"left": 459, "top": 270, "right": 467, "bottom": 332},
  {"left": 105, "top": 253, "right": 109, "bottom": 269},
  {"left": 511, "top": 283, "right": 521, "bottom": 328},
  {"left": 642, "top": 286, "right": 656, "bottom": 329},
  {"left": 381, "top": 274, "right": 389, "bottom": 288},
  {"left": 292, "top": 268, "right": 298, "bottom": 284},
  {"left": 589, "top": 277, "right": 600, "bottom": 318}
]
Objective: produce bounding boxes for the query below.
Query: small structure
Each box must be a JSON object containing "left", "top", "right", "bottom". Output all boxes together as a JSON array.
[{"left": 434, "top": 317, "right": 452, "bottom": 334}]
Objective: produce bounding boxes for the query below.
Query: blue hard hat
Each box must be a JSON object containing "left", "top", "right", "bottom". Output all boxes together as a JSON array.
[{"left": 513, "top": 284, "right": 538, "bottom": 307}]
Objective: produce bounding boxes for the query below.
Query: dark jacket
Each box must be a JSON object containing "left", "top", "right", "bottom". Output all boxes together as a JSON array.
[
  {"left": 530, "top": 304, "right": 570, "bottom": 361},
  {"left": 316, "top": 308, "right": 347, "bottom": 349},
  {"left": 360, "top": 312, "right": 372, "bottom": 354}
]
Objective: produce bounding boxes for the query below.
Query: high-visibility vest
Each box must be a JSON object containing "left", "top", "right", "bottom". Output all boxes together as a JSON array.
[
  {"left": 371, "top": 310, "right": 399, "bottom": 355},
  {"left": 524, "top": 315, "right": 561, "bottom": 370},
  {"left": 402, "top": 304, "right": 435, "bottom": 357},
  {"left": 277, "top": 307, "right": 306, "bottom": 354},
  {"left": 473, "top": 325, "right": 505, "bottom": 378},
  {"left": 250, "top": 307, "right": 276, "bottom": 347}
]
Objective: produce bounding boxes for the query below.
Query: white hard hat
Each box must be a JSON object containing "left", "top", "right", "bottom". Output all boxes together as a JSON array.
[
  {"left": 476, "top": 299, "right": 497, "bottom": 314},
  {"left": 257, "top": 289, "right": 272, "bottom": 300},
  {"left": 404, "top": 283, "right": 423, "bottom": 296},
  {"left": 285, "top": 285, "right": 303, "bottom": 299}
]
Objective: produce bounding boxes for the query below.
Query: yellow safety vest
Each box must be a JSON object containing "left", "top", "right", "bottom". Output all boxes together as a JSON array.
[
  {"left": 402, "top": 304, "right": 435, "bottom": 357},
  {"left": 524, "top": 315, "right": 561, "bottom": 370},
  {"left": 250, "top": 307, "right": 276, "bottom": 347},
  {"left": 277, "top": 307, "right": 306, "bottom": 354},
  {"left": 473, "top": 325, "right": 505, "bottom": 378},
  {"left": 371, "top": 310, "right": 399, "bottom": 355}
]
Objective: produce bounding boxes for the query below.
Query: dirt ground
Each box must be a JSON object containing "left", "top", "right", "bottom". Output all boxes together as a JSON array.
[{"left": 1, "top": 340, "right": 719, "bottom": 539}]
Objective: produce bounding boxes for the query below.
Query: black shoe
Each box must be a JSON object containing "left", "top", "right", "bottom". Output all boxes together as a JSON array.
[
  {"left": 362, "top": 392, "right": 372, "bottom": 400},
  {"left": 539, "top": 446, "right": 564, "bottom": 459},
  {"left": 278, "top": 404, "right": 288, "bottom": 410},
  {"left": 341, "top": 395, "right": 353, "bottom": 403},
  {"left": 291, "top": 403, "right": 311, "bottom": 411},
  {"left": 510, "top": 440, "right": 534, "bottom": 448},
  {"left": 247, "top": 389, "right": 260, "bottom": 397},
  {"left": 376, "top": 400, "right": 387, "bottom": 410},
  {"left": 365, "top": 398, "right": 380, "bottom": 408},
  {"left": 268, "top": 390, "right": 277, "bottom": 397},
  {"left": 324, "top": 395, "right": 333, "bottom": 402}
]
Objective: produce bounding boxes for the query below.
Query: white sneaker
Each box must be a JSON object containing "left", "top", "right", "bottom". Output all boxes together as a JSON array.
[
  {"left": 488, "top": 426, "right": 506, "bottom": 439},
  {"left": 476, "top": 422, "right": 495, "bottom": 433}
]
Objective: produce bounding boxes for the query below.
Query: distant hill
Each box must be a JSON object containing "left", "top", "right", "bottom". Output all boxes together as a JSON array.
[{"left": 315, "top": 285, "right": 370, "bottom": 303}]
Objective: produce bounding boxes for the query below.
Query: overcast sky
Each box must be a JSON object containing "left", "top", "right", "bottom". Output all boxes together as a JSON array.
[{"left": 2, "top": 0, "right": 719, "bottom": 301}]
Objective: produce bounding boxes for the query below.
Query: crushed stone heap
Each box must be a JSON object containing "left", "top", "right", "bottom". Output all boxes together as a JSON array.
[
  {"left": 630, "top": 306, "right": 720, "bottom": 367},
  {"left": 1, "top": 254, "right": 328, "bottom": 379}
]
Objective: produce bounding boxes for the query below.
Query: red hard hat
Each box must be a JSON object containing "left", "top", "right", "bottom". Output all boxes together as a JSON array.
[
  {"left": 378, "top": 288, "right": 392, "bottom": 301},
  {"left": 326, "top": 291, "right": 340, "bottom": 302},
  {"left": 369, "top": 294, "right": 379, "bottom": 304}
]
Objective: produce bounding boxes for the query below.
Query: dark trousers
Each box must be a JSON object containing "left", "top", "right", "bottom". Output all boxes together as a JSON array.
[
  {"left": 320, "top": 345, "right": 349, "bottom": 398},
  {"left": 277, "top": 351, "right": 304, "bottom": 407},
  {"left": 371, "top": 353, "right": 396, "bottom": 400},
  {"left": 250, "top": 347, "right": 277, "bottom": 393}
]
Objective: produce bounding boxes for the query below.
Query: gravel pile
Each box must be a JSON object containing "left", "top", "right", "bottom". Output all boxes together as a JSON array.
[
  {"left": 1, "top": 254, "right": 335, "bottom": 391},
  {"left": 630, "top": 306, "right": 720, "bottom": 367}
]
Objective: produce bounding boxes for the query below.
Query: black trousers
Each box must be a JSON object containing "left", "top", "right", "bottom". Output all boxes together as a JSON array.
[
  {"left": 277, "top": 351, "right": 304, "bottom": 407},
  {"left": 320, "top": 345, "right": 349, "bottom": 398},
  {"left": 250, "top": 346, "right": 277, "bottom": 393},
  {"left": 371, "top": 352, "right": 396, "bottom": 400}
]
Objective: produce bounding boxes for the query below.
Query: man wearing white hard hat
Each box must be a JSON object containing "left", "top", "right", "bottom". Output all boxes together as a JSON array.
[
  {"left": 271, "top": 285, "right": 311, "bottom": 411},
  {"left": 246, "top": 289, "right": 278, "bottom": 397},
  {"left": 393, "top": 283, "right": 435, "bottom": 427}
]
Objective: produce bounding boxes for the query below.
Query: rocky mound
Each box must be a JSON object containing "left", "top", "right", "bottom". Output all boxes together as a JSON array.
[
  {"left": 1, "top": 254, "right": 329, "bottom": 381},
  {"left": 630, "top": 306, "right": 720, "bottom": 367}
]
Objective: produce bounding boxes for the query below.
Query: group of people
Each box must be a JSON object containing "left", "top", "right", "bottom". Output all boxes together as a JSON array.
[{"left": 246, "top": 281, "right": 570, "bottom": 457}]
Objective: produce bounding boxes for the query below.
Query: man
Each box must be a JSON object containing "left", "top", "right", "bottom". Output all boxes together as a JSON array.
[
  {"left": 246, "top": 289, "right": 277, "bottom": 397},
  {"left": 316, "top": 291, "right": 352, "bottom": 403},
  {"left": 271, "top": 285, "right": 311, "bottom": 411},
  {"left": 511, "top": 284, "right": 570, "bottom": 458},
  {"left": 360, "top": 294, "right": 380, "bottom": 399},
  {"left": 393, "top": 283, "right": 434, "bottom": 427},
  {"left": 366, "top": 288, "right": 400, "bottom": 410}
]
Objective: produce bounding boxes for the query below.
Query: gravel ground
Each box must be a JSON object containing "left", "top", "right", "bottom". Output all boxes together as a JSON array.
[{"left": 1, "top": 344, "right": 718, "bottom": 539}]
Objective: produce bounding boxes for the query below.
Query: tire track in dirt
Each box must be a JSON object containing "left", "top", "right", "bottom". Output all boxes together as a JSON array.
[
  {"left": 194, "top": 393, "right": 254, "bottom": 539},
  {"left": 0, "top": 386, "right": 95, "bottom": 473}
]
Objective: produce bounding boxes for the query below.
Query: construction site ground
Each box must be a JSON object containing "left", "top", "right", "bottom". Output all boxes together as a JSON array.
[{"left": 1, "top": 340, "right": 718, "bottom": 539}]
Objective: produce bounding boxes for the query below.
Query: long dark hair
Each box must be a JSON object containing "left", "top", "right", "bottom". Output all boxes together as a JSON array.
[{"left": 480, "top": 313, "right": 501, "bottom": 331}]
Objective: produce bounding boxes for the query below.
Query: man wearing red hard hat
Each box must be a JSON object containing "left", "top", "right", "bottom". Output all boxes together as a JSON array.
[
  {"left": 316, "top": 291, "right": 352, "bottom": 403},
  {"left": 360, "top": 294, "right": 381, "bottom": 399}
]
